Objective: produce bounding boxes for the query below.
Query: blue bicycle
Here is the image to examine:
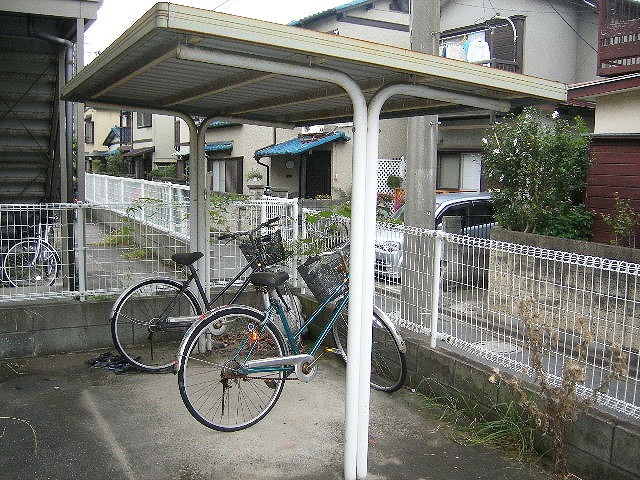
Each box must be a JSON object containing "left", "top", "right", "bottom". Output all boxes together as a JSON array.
[{"left": 176, "top": 241, "right": 407, "bottom": 431}]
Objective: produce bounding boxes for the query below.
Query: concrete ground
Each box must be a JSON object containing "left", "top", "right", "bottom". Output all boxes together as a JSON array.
[{"left": 0, "top": 350, "right": 552, "bottom": 480}]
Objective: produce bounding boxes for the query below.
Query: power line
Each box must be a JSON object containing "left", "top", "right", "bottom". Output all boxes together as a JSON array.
[{"left": 543, "top": 0, "right": 598, "bottom": 53}]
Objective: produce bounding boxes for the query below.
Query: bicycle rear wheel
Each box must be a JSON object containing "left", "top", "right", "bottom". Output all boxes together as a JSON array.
[
  {"left": 332, "top": 307, "right": 407, "bottom": 392},
  {"left": 3, "top": 240, "right": 59, "bottom": 287},
  {"left": 178, "top": 306, "right": 286, "bottom": 431},
  {"left": 111, "top": 278, "right": 202, "bottom": 372}
]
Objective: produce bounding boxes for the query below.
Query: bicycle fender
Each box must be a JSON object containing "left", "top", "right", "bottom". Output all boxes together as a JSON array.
[
  {"left": 373, "top": 305, "right": 407, "bottom": 354},
  {"left": 175, "top": 304, "right": 265, "bottom": 371}
]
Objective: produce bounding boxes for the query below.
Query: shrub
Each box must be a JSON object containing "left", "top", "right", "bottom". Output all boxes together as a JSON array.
[{"left": 481, "top": 108, "right": 592, "bottom": 240}]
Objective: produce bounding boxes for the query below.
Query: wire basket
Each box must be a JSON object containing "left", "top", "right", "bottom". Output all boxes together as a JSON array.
[
  {"left": 297, "top": 252, "right": 347, "bottom": 302},
  {"left": 239, "top": 230, "right": 288, "bottom": 266}
]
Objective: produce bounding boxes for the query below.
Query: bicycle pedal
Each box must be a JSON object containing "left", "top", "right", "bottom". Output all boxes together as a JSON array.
[{"left": 264, "top": 379, "right": 277, "bottom": 389}]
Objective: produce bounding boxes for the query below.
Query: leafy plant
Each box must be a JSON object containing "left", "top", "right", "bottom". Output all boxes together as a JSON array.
[
  {"left": 97, "top": 225, "right": 134, "bottom": 247},
  {"left": 246, "top": 169, "right": 264, "bottom": 182},
  {"left": 481, "top": 108, "right": 592, "bottom": 240},
  {"left": 149, "top": 164, "right": 177, "bottom": 179},
  {"left": 386, "top": 174, "right": 403, "bottom": 189},
  {"left": 105, "top": 149, "right": 129, "bottom": 176},
  {"left": 600, "top": 193, "right": 640, "bottom": 247}
]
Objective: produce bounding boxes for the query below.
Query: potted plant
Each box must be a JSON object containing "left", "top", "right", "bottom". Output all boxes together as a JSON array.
[{"left": 246, "top": 169, "right": 264, "bottom": 185}]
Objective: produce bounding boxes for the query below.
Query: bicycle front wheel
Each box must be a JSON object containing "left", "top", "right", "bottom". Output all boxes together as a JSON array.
[
  {"left": 111, "top": 278, "right": 202, "bottom": 372},
  {"left": 3, "top": 240, "right": 59, "bottom": 287},
  {"left": 178, "top": 306, "right": 286, "bottom": 432},
  {"left": 332, "top": 308, "right": 407, "bottom": 392}
]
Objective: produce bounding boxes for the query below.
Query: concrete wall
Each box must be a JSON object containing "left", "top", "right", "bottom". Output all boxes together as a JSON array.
[{"left": 488, "top": 227, "right": 640, "bottom": 351}]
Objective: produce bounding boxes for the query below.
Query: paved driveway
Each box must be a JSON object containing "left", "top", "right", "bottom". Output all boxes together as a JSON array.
[{"left": 0, "top": 351, "right": 549, "bottom": 480}]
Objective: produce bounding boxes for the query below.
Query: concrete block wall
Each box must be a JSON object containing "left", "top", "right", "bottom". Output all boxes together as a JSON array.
[
  {"left": 2, "top": 292, "right": 639, "bottom": 479},
  {"left": 401, "top": 327, "right": 640, "bottom": 480}
]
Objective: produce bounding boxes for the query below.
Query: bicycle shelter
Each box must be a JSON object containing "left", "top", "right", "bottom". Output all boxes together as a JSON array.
[{"left": 62, "top": 4, "right": 566, "bottom": 479}]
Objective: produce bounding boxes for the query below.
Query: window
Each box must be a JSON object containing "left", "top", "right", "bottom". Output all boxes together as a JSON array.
[
  {"left": 84, "top": 118, "right": 94, "bottom": 144},
  {"left": 137, "top": 112, "right": 152, "bottom": 128},
  {"left": 440, "top": 16, "right": 524, "bottom": 73}
]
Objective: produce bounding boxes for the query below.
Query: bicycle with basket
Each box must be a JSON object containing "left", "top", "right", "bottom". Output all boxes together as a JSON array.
[
  {"left": 176, "top": 235, "right": 407, "bottom": 431},
  {"left": 110, "top": 216, "right": 304, "bottom": 372}
]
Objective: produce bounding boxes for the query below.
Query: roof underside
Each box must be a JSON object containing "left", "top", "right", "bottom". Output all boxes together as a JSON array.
[{"left": 62, "top": 2, "right": 566, "bottom": 126}]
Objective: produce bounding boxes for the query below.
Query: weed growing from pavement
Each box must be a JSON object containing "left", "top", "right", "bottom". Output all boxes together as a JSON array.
[
  {"left": 490, "top": 299, "right": 627, "bottom": 477},
  {"left": 420, "top": 378, "right": 539, "bottom": 462}
]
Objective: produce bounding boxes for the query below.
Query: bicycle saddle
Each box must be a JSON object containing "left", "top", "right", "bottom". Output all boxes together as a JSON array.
[
  {"left": 249, "top": 271, "right": 289, "bottom": 289},
  {"left": 171, "top": 252, "right": 204, "bottom": 266}
]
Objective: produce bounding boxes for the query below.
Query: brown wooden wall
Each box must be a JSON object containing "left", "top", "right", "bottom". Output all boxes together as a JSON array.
[{"left": 586, "top": 137, "right": 640, "bottom": 244}]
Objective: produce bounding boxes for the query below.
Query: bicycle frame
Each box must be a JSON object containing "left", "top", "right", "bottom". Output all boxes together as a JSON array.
[{"left": 158, "top": 255, "right": 266, "bottom": 329}]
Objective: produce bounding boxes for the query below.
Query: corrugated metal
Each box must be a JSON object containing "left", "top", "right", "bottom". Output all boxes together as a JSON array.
[
  {"left": 255, "top": 131, "right": 350, "bottom": 158},
  {"left": 62, "top": 4, "right": 566, "bottom": 127}
]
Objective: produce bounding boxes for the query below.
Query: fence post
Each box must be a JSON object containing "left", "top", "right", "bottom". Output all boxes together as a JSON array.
[
  {"left": 430, "top": 232, "right": 443, "bottom": 348},
  {"left": 76, "top": 204, "right": 87, "bottom": 301},
  {"left": 291, "top": 198, "right": 299, "bottom": 286}
]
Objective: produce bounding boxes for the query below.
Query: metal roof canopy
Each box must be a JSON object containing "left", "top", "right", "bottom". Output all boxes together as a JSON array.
[{"left": 62, "top": 4, "right": 566, "bottom": 480}]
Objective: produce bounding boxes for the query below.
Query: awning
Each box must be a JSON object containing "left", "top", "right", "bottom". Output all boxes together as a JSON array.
[
  {"left": 62, "top": 4, "right": 565, "bottom": 125},
  {"left": 85, "top": 147, "right": 121, "bottom": 158},
  {"left": 255, "top": 131, "right": 349, "bottom": 158},
  {"left": 122, "top": 146, "right": 155, "bottom": 158},
  {"left": 204, "top": 141, "right": 233, "bottom": 153}
]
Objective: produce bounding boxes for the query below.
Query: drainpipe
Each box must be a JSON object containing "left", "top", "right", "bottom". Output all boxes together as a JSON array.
[
  {"left": 29, "top": 21, "right": 75, "bottom": 202},
  {"left": 255, "top": 156, "right": 270, "bottom": 189}
]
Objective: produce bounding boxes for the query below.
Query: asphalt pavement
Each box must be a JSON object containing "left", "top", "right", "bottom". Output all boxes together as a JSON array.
[{"left": 0, "top": 350, "right": 552, "bottom": 480}]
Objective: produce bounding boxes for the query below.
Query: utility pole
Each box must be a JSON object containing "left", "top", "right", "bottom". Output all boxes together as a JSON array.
[
  {"left": 403, "top": 1, "right": 440, "bottom": 330},
  {"left": 406, "top": 0, "right": 440, "bottom": 229}
]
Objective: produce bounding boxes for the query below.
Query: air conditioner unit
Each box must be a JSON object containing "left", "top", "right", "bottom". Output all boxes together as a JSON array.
[{"left": 303, "top": 125, "right": 324, "bottom": 134}]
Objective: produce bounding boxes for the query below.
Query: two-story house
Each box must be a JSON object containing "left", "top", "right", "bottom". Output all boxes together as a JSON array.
[
  {"left": 202, "top": 0, "right": 600, "bottom": 198},
  {"left": 568, "top": 0, "right": 640, "bottom": 244}
]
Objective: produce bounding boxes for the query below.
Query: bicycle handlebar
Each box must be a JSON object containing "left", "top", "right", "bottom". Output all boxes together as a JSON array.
[{"left": 216, "top": 217, "right": 280, "bottom": 241}]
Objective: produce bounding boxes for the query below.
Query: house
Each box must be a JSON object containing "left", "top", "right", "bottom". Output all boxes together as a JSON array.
[
  {"left": 568, "top": 0, "right": 640, "bottom": 245},
  {"left": 0, "top": 0, "right": 101, "bottom": 202},
  {"left": 83, "top": 0, "right": 599, "bottom": 199},
  {"left": 205, "top": 0, "right": 600, "bottom": 198}
]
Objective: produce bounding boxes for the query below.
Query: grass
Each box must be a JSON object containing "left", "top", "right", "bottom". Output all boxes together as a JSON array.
[{"left": 420, "top": 378, "right": 540, "bottom": 462}]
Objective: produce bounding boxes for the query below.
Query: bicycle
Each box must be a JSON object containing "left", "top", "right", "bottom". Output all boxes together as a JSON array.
[
  {"left": 1, "top": 210, "right": 60, "bottom": 287},
  {"left": 110, "top": 217, "right": 303, "bottom": 373},
  {"left": 176, "top": 241, "right": 407, "bottom": 431}
]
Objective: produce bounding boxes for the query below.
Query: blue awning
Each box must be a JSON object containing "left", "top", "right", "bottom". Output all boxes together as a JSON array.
[
  {"left": 204, "top": 142, "right": 232, "bottom": 153},
  {"left": 254, "top": 131, "right": 350, "bottom": 159}
]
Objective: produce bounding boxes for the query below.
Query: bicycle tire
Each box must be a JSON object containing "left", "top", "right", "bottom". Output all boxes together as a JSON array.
[
  {"left": 3, "top": 239, "right": 60, "bottom": 287},
  {"left": 178, "top": 305, "right": 286, "bottom": 432},
  {"left": 332, "top": 307, "right": 407, "bottom": 392},
  {"left": 111, "top": 278, "right": 202, "bottom": 372}
]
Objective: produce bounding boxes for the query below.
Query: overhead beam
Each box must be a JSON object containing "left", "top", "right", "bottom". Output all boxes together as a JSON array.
[
  {"left": 90, "top": 45, "right": 179, "bottom": 99},
  {"left": 161, "top": 70, "right": 277, "bottom": 107}
]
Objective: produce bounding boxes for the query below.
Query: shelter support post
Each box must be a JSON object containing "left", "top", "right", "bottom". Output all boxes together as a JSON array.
[
  {"left": 175, "top": 45, "right": 370, "bottom": 480},
  {"left": 362, "top": 84, "right": 510, "bottom": 477}
]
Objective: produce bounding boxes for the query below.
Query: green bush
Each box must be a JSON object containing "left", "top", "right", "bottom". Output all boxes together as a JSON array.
[{"left": 481, "top": 108, "right": 592, "bottom": 240}]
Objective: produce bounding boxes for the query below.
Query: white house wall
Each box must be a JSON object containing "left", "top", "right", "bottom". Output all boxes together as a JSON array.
[{"left": 594, "top": 91, "right": 640, "bottom": 134}]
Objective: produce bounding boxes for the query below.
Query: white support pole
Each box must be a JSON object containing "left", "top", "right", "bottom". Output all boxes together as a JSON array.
[
  {"left": 359, "top": 84, "right": 510, "bottom": 476},
  {"left": 195, "top": 117, "right": 212, "bottom": 292},
  {"left": 175, "top": 45, "right": 368, "bottom": 480}
]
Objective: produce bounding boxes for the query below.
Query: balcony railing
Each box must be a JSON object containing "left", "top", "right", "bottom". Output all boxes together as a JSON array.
[{"left": 598, "top": 0, "right": 640, "bottom": 76}]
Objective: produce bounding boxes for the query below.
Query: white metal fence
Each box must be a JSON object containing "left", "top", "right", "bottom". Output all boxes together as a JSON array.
[
  {"left": 372, "top": 223, "right": 640, "bottom": 423},
  {"left": 3, "top": 176, "right": 640, "bottom": 423}
]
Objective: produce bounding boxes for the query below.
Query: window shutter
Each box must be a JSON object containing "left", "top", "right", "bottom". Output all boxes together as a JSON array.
[{"left": 487, "top": 17, "right": 524, "bottom": 73}]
